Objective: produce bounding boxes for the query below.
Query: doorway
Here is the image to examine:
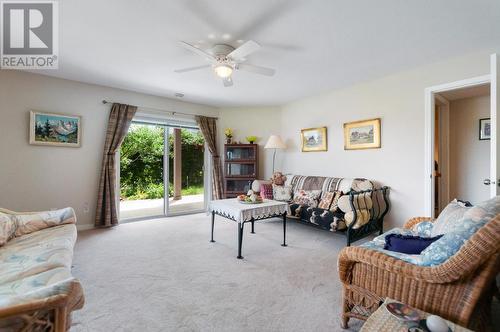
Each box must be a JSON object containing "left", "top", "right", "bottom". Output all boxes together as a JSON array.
[
  {"left": 433, "top": 84, "right": 491, "bottom": 215},
  {"left": 425, "top": 54, "right": 499, "bottom": 217},
  {"left": 119, "top": 121, "right": 207, "bottom": 221}
]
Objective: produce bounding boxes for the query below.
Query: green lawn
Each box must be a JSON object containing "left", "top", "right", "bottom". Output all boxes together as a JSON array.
[{"left": 181, "top": 185, "right": 204, "bottom": 196}]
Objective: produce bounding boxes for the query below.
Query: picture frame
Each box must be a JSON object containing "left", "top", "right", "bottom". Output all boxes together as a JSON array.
[
  {"left": 301, "top": 127, "right": 327, "bottom": 152},
  {"left": 479, "top": 118, "right": 491, "bottom": 140},
  {"left": 344, "top": 118, "right": 381, "bottom": 150},
  {"left": 29, "top": 111, "right": 82, "bottom": 147}
]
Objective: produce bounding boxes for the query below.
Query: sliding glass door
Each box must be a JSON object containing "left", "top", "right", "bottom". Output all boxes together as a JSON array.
[{"left": 119, "top": 120, "right": 206, "bottom": 221}]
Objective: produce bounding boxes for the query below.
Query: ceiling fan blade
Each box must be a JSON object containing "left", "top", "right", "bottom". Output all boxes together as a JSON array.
[
  {"left": 227, "top": 40, "right": 261, "bottom": 60},
  {"left": 179, "top": 41, "right": 215, "bottom": 63},
  {"left": 237, "top": 63, "right": 275, "bottom": 76},
  {"left": 174, "top": 64, "right": 211, "bottom": 73},
  {"left": 222, "top": 77, "right": 233, "bottom": 87}
]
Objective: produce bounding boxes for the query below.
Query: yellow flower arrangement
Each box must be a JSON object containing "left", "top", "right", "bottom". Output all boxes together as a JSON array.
[{"left": 224, "top": 128, "right": 233, "bottom": 138}]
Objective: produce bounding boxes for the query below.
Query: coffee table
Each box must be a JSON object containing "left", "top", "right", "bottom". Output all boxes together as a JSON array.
[{"left": 209, "top": 199, "right": 288, "bottom": 259}]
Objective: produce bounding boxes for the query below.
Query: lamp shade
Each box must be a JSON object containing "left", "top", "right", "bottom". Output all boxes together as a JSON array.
[{"left": 264, "top": 135, "right": 286, "bottom": 149}]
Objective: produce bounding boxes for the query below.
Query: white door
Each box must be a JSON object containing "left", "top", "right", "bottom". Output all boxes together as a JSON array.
[{"left": 491, "top": 54, "right": 500, "bottom": 197}]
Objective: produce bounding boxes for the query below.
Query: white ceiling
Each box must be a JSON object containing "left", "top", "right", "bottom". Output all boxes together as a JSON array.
[
  {"left": 37, "top": 0, "right": 500, "bottom": 107},
  {"left": 438, "top": 84, "right": 490, "bottom": 101}
]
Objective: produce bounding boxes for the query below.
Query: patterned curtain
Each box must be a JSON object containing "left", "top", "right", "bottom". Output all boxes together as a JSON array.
[
  {"left": 95, "top": 103, "right": 137, "bottom": 227},
  {"left": 195, "top": 116, "right": 224, "bottom": 200}
]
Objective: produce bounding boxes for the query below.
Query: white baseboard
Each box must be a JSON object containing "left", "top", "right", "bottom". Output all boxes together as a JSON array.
[{"left": 77, "top": 224, "right": 95, "bottom": 231}]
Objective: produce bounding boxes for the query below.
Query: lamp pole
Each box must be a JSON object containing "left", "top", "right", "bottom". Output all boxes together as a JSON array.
[{"left": 272, "top": 149, "right": 277, "bottom": 174}]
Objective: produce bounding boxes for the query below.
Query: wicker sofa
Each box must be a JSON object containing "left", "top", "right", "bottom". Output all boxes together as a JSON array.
[
  {"left": 338, "top": 196, "right": 500, "bottom": 331},
  {"left": 254, "top": 174, "right": 390, "bottom": 246},
  {"left": 0, "top": 208, "right": 84, "bottom": 332}
]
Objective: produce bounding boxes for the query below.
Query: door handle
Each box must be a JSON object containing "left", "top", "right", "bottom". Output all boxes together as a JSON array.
[{"left": 484, "top": 179, "right": 491, "bottom": 185}]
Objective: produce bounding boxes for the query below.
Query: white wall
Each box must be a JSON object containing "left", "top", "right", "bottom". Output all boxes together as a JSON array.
[
  {"left": 1, "top": 49, "right": 496, "bottom": 231},
  {"left": 0, "top": 70, "right": 217, "bottom": 229},
  {"left": 278, "top": 50, "right": 494, "bottom": 228},
  {"left": 217, "top": 107, "right": 282, "bottom": 180},
  {"left": 449, "top": 95, "right": 490, "bottom": 203}
]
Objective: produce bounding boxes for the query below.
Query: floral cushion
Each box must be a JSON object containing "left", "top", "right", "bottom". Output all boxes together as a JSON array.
[
  {"left": 318, "top": 191, "right": 334, "bottom": 209},
  {"left": 293, "top": 190, "right": 322, "bottom": 208},
  {"left": 412, "top": 221, "right": 434, "bottom": 237},
  {"left": 329, "top": 191, "right": 343, "bottom": 212},
  {"left": 273, "top": 185, "right": 293, "bottom": 201},
  {"left": 0, "top": 225, "right": 78, "bottom": 316},
  {"left": 0, "top": 267, "right": 73, "bottom": 302},
  {"left": 361, "top": 196, "right": 499, "bottom": 266},
  {"left": 420, "top": 197, "right": 499, "bottom": 266},
  {"left": 260, "top": 183, "right": 273, "bottom": 199},
  {"left": 0, "top": 225, "right": 76, "bottom": 284},
  {"left": 0, "top": 215, "right": 15, "bottom": 246},
  {"left": 360, "top": 228, "right": 424, "bottom": 265},
  {"left": 11, "top": 207, "right": 76, "bottom": 237},
  {"left": 431, "top": 199, "right": 471, "bottom": 236}
]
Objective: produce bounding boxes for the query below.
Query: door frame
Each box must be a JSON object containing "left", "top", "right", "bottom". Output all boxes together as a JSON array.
[
  {"left": 434, "top": 94, "right": 450, "bottom": 214},
  {"left": 424, "top": 74, "right": 491, "bottom": 217}
]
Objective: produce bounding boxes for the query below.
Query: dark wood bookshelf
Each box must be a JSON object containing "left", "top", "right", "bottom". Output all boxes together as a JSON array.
[{"left": 223, "top": 144, "right": 259, "bottom": 198}]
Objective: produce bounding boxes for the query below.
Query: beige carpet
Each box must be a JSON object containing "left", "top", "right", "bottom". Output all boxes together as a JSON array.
[{"left": 71, "top": 213, "right": 367, "bottom": 332}]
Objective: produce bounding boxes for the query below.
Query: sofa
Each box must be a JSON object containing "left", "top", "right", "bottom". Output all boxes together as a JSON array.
[
  {"left": 0, "top": 207, "right": 84, "bottom": 332},
  {"left": 253, "top": 174, "right": 390, "bottom": 246},
  {"left": 338, "top": 196, "right": 500, "bottom": 331}
]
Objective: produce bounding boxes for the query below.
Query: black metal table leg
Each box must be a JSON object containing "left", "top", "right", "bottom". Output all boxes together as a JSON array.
[
  {"left": 251, "top": 219, "right": 255, "bottom": 234},
  {"left": 210, "top": 211, "right": 215, "bottom": 243},
  {"left": 281, "top": 213, "right": 287, "bottom": 247},
  {"left": 237, "top": 222, "right": 244, "bottom": 259}
]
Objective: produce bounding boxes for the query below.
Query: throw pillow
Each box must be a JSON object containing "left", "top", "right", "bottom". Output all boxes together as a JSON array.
[
  {"left": 337, "top": 192, "right": 373, "bottom": 213},
  {"left": 13, "top": 207, "right": 76, "bottom": 237},
  {"left": 0, "top": 215, "right": 16, "bottom": 246},
  {"left": 421, "top": 196, "right": 499, "bottom": 266},
  {"left": 293, "top": 190, "right": 322, "bottom": 208},
  {"left": 318, "top": 191, "right": 334, "bottom": 209},
  {"left": 260, "top": 183, "right": 273, "bottom": 199},
  {"left": 328, "top": 191, "right": 343, "bottom": 212},
  {"left": 384, "top": 233, "right": 443, "bottom": 255},
  {"left": 431, "top": 199, "right": 472, "bottom": 236},
  {"left": 273, "top": 185, "right": 292, "bottom": 201},
  {"left": 412, "top": 221, "right": 434, "bottom": 237},
  {"left": 344, "top": 209, "right": 371, "bottom": 229}
]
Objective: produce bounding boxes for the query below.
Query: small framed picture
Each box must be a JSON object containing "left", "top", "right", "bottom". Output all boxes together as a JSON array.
[
  {"left": 344, "top": 118, "right": 381, "bottom": 150},
  {"left": 301, "top": 127, "right": 327, "bottom": 152},
  {"left": 479, "top": 118, "right": 491, "bottom": 140},
  {"left": 29, "top": 111, "right": 82, "bottom": 147}
]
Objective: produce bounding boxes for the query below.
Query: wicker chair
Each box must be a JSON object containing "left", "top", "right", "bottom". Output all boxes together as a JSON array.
[{"left": 338, "top": 214, "right": 500, "bottom": 331}]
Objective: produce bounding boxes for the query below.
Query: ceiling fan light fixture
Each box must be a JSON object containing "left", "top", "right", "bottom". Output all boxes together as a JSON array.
[{"left": 214, "top": 64, "right": 233, "bottom": 78}]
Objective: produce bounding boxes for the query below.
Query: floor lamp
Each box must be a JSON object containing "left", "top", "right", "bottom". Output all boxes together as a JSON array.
[{"left": 264, "top": 135, "right": 287, "bottom": 174}]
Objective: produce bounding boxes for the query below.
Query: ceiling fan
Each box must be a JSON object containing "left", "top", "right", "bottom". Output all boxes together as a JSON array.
[{"left": 174, "top": 40, "right": 276, "bottom": 87}]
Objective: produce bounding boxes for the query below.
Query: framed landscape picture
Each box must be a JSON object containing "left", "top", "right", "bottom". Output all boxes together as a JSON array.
[
  {"left": 301, "top": 127, "right": 327, "bottom": 152},
  {"left": 479, "top": 118, "right": 491, "bottom": 140},
  {"left": 29, "top": 111, "right": 81, "bottom": 147},
  {"left": 344, "top": 118, "right": 381, "bottom": 150}
]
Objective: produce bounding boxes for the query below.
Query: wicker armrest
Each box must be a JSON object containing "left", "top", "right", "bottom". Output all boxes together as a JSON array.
[
  {"left": 403, "top": 217, "right": 435, "bottom": 229},
  {"left": 339, "top": 246, "right": 463, "bottom": 284},
  {"left": 0, "top": 279, "right": 84, "bottom": 332}
]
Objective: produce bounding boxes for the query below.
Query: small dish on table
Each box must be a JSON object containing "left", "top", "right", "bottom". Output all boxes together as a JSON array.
[{"left": 237, "top": 191, "right": 263, "bottom": 204}]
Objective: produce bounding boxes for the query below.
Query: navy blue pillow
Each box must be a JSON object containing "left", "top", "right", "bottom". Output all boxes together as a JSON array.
[{"left": 384, "top": 234, "right": 443, "bottom": 255}]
